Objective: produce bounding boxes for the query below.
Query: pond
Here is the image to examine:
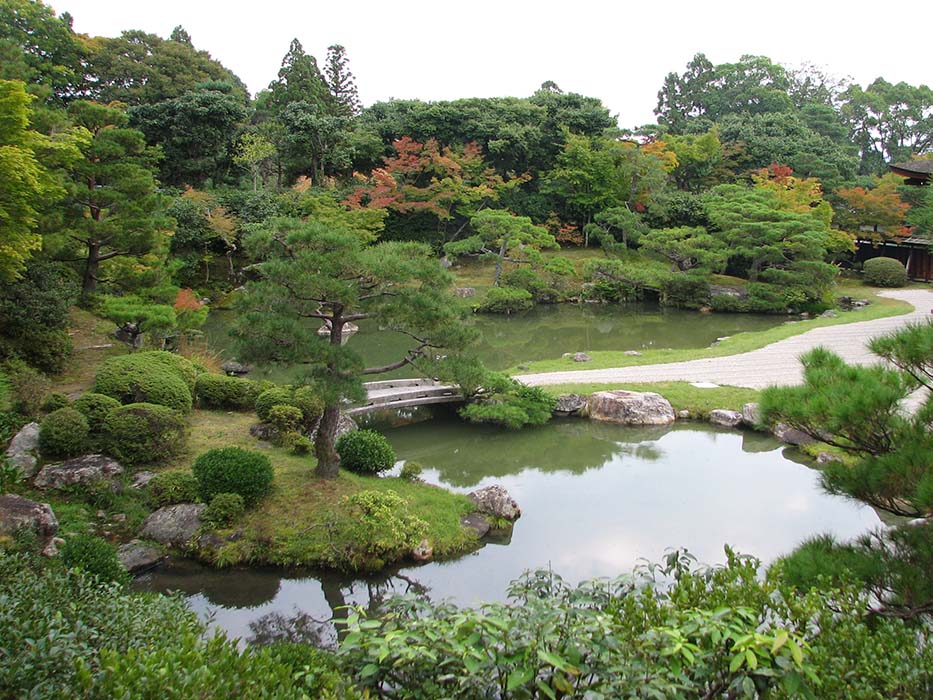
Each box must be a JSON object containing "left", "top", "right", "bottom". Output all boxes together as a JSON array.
[
  {"left": 137, "top": 417, "right": 881, "bottom": 646},
  {"left": 203, "top": 304, "right": 782, "bottom": 382}
]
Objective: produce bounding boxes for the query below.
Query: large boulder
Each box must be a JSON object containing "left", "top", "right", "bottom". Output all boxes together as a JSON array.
[
  {"left": 140, "top": 504, "right": 205, "bottom": 547},
  {"left": 468, "top": 485, "right": 521, "bottom": 521},
  {"left": 221, "top": 360, "right": 253, "bottom": 376},
  {"left": 585, "top": 391, "right": 675, "bottom": 426},
  {"left": 460, "top": 513, "right": 491, "bottom": 538},
  {"left": 0, "top": 494, "right": 58, "bottom": 541},
  {"left": 308, "top": 412, "right": 358, "bottom": 442},
  {"left": 553, "top": 394, "right": 586, "bottom": 416},
  {"left": 5, "top": 422, "right": 40, "bottom": 478},
  {"left": 117, "top": 540, "right": 165, "bottom": 573},
  {"left": 741, "top": 403, "right": 761, "bottom": 429},
  {"left": 34, "top": 454, "right": 123, "bottom": 490},
  {"left": 709, "top": 409, "right": 743, "bottom": 428},
  {"left": 572, "top": 352, "right": 592, "bottom": 363},
  {"left": 772, "top": 423, "right": 816, "bottom": 446}
]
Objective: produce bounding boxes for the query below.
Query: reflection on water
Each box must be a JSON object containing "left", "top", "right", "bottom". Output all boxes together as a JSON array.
[
  {"left": 203, "top": 304, "right": 781, "bottom": 382},
  {"left": 137, "top": 420, "right": 880, "bottom": 643}
]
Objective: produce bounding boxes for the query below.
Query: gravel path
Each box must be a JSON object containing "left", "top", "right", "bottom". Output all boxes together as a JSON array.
[{"left": 516, "top": 289, "right": 933, "bottom": 390}]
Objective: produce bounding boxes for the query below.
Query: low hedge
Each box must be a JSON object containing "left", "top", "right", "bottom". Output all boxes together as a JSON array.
[
  {"left": 102, "top": 403, "right": 186, "bottom": 467},
  {"left": 194, "top": 374, "right": 261, "bottom": 409},
  {"left": 94, "top": 352, "right": 195, "bottom": 413}
]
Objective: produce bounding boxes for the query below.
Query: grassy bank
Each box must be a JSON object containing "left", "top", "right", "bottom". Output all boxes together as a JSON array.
[
  {"left": 542, "top": 381, "right": 760, "bottom": 418},
  {"left": 511, "top": 285, "right": 915, "bottom": 374}
]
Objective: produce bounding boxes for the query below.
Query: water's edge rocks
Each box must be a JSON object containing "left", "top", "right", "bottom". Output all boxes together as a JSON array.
[{"left": 585, "top": 390, "right": 675, "bottom": 426}]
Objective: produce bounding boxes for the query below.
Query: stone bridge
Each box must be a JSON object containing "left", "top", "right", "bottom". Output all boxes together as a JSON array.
[{"left": 348, "top": 378, "right": 463, "bottom": 416}]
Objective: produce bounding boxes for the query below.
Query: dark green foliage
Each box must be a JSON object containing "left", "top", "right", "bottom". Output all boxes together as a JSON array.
[
  {"left": 502, "top": 268, "right": 558, "bottom": 303},
  {"left": 661, "top": 275, "right": 711, "bottom": 309},
  {"left": 38, "top": 407, "right": 89, "bottom": 458},
  {"left": 147, "top": 470, "right": 200, "bottom": 507},
  {"left": 267, "top": 404, "right": 303, "bottom": 434},
  {"left": 60, "top": 534, "right": 130, "bottom": 587},
  {"left": 264, "top": 643, "right": 345, "bottom": 698},
  {"left": 4, "top": 357, "right": 51, "bottom": 417},
  {"left": 40, "top": 392, "right": 70, "bottom": 413},
  {"left": 475, "top": 286, "right": 534, "bottom": 314},
  {"left": 102, "top": 403, "right": 186, "bottom": 467},
  {"left": 0, "top": 260, "right": 78, "bottom": 372},
  {"left": 93, "top": 351, "right": 195, "bottom": 413},
  {"left": 460, "top": 372, "right": 556, "bottom": 429},
  {"left": 195, "top": 373, "right": 260, "bottom": 409},
  {"left": 290, "top": 434, "right": 313, "bottom": 455},
  {"left": 255, "top": 387, "right": 294, "bottom": 422},
  {"left": 291, "top": 385, "right": 324, "bottom": 424},
  {"left": 203, "top": 492, "right": 245, "bottom": 527},
  {"left": 72, "top": 392, "right": 121, "bottom": 428},
  {"left": 192, "top": 447, "right": 273, "bottom": 506},
  {"left": 336, "top": 429, "right": 395, "bottom": 475},
  {"left": 863, "top": 256, "right": 908, "bottom": 287}
]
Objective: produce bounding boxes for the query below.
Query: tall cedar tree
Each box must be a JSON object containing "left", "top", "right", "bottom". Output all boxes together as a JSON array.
[
  {"left": 232, "top": 218, "right": 474, "bottom": 478},
  {"left": 324, "top": 44, "right": 360, "bottom": 117}
]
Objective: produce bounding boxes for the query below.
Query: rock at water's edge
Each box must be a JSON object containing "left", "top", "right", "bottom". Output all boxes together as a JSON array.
[
  {"left": 468, "top": 485, "right": 521, "bottom": 521},
  {"left": 140, "top": 504, "right": 205, "bottom": 547},
  {"left": 461, "top": 513, "right": 491, "bottom": 538},
  {"left": 741, "top": 403, "right": 761, "bottom": 429},
  {"left": 0, "top": 494, "right": 58, "bottom": 541},
  {"left": 553, "top": 393, "right": 586, "bottom": 415},
  {"left": 586, "top": 390, "right": 675, "bottom": 426},
  {"left": 117, "top": 540, "right": 165, "bottom": 573},
  {"left": 709, "top": 409, "right": 743, "bottom": 428},
  {"left": 772, "top": 423, "right": 816, "bottom": 446}
]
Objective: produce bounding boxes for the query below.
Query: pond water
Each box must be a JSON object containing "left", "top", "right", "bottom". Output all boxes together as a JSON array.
[
  {"left": 203, "top": 304, "right": 782, "bottom": 382},
  {"left": 137, "top": 417, "right": 880, "bottom": 646}
]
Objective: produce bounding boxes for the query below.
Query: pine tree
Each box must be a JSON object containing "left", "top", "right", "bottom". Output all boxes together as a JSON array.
[{"left": 324, "top": 44, "right": 360, "bottom": 116}]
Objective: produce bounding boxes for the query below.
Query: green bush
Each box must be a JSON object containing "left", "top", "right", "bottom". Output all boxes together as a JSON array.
[
  {"left": 400, "top": 460, "right": 423, "bottom": 481},
  {"left": 254, "top": 387, "right": 293, "bottom": 422},
  {"left": 290, "top": 434, "right": 313, "bottom": 455},
  {"left": 192, "top": 447, "right": 273, "bottom": 506},
  {"left": 203, "top": 492, "right": 245, "bottom": 528},
  {"left": 5, "top": 329, "right": 73, "bottom": 374},
  {"left": 863, "top": 256, "right": 908, "bottom": 287},
  {"left": 265, "top": 642, "right": 345, "bottom": 698},
  {"left": 102, "top": 403, "right": 187, "bottom": 467},
  {"left": 291, "top": 385, "right": 324, "bottom": 424},
  {"left": 38, "top": 407, "right": 90, "bottom": 458},
  {"left": 60, "top": 534, "right": 130, "bottom": 586},
  {"left": 194, "top": 373, "right": 260, "bottom": 409},
  {"left": 475, "top": 286, "right": 534, "bottom": 314},
  {"left": 503, "top": 268, "right": 558, "bottom": 303},
  {"left": 460, "top": 372, "right": 556, "bottom": 429},
  {"left": 586, "top": 278, "right": 638, "bottom": 303},
  {"left": 335, "top": 489, "right": 428, "bottom": 570},
  {"left": 661, "top": 275, "right": 711, "bottom": 309},
  {"left": 267, "top": 404, "right": 303, "bottom": 434},
  {"left": 40, "top": 392, "right": 70, "bottom": 413},
  {"left": 148, "top": 470, "right": 200, "bottom": 507},
  {"left": 94, "top": 352, "right": 195, "bottom": 413},
  {"left": 72, "top": 392, "right": 122, "bottom": 428},
  {"left": 336, "top": 429, "right": 395, "bottom": 475},
  {"left": 4, "top": 358, "right": 51, "bottom": 417}
]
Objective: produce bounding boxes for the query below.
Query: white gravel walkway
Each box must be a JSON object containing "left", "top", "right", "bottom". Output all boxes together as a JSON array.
[{"left": 516, "top": 289, "right": 933, "bottom": 390}]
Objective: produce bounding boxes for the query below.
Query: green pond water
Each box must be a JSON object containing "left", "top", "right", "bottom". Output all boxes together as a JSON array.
[
  {"left": 203, "top": 303, "right": 782, "bottom": 382},
  {"left": 138, "top": 416, "right": 881, "bottom": 646}
]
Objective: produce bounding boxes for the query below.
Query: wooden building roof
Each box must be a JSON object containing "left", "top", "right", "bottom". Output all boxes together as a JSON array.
[{"left": 889, "top": 160, "right": 933, "bottom": 185}]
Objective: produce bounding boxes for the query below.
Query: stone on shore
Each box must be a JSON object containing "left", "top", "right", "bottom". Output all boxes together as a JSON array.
[
  {"left": 573, "top": 352, "right": 592, "bottom": 362},
  {"left": 741, "top": 403, "right": 761, "bottom": 429},
  {"left": 709, "top": 409, "right": 743, "bottom": 428},
  {"left": 772, "top": 423, "right": 816, "bottom": 446},
  {"left": 0, "top": 494, "right": 58, "bottom": 542},
  {"left": 585, "top": 390, "right": 675, "bottom": 426},
  {"left": 117, "top": 540, "right": 165, "bottom": 573},
  {"left": 34, "top": 454, "right": 123, "bottom": 490},
  {"left": 460, "top": 513, "right": 491, "bottom": 538},
  {"left": 468, "top": 485, "right": 521, "bottom": 521},
  {"left": 553, "top": 393, "right": 586, "bottom": 416},
  {"left": 411, "top": 538, "right": 433, "bottom": 562},
  {"left": 140, "top": 504, "right": 205, "bottom": 547},
  {"left": 5, "top": 422, "right": 40, "bottom": 478}
]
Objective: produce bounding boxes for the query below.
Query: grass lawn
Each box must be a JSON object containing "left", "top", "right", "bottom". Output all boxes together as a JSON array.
[
  {"left": 511, "top": 285, "right": 916, "bottom": 374},
  {"left": 542, "top": 382, "right": 760, "bottom": 418},
  {"left": 55, "top": 308, "right": 127, "bottom": 396}
]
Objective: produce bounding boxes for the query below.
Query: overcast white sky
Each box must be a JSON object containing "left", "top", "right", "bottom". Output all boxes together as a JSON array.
[{"left": 50, "top": 0, "right": 933, "bottom": 128}]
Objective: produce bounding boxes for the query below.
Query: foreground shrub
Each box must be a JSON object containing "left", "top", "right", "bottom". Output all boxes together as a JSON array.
[
  {"left": 60, "top": 534, "right": 130, "bottom": 587},
  {"left": 148, "top": 470, "right": 200, "bottom": 507},
  {"left": 38, "top": 407, "right": 89, "bottom": 458},
  {"left": 863, "top": 256, "right": 908, "bottom": 287},
  {"left": 4, "top": 357, "right": 50, "bottom": 417},
  {"left": 94, "top": 352, "right": 195, "bottom": 413},
  {"left": 192, "top": 447, "right": 273, "bottom": 506},
  {"left": 333, "top": 490, "right": 427, "bottom": 570},
  {"left": 265, "top": 642, "right": 344, "bottom": 698},
  {"left": 72, "top": 392, "right": 122, "bottom": 428},
  {"left": 203, "top": 492, "right": 246, "bottom": 528},
  {"left": 475, "top": 286, "right": 534, "bottom": 314},
  {"left": 102, "top": 403, "right": 186, "bottom": 466},
  {"left": 336, "top": 429, "right": 395, "bottom": 475},
  {"left": 194, "top": 373, "right": 260, "bottom": 409}
]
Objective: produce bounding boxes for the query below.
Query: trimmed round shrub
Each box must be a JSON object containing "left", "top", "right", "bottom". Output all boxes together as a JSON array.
[
  {"left": 254, "top": 387, "right": 293, "bottom": 422},
  {"left": 38, "top": 408, "right": 89, "bottom": 458},
  {"left": 192, "top": 447, "right": 273, "bottom": 506},
  {"left": 102, "top": 403, "right": 186, "bottom": 466},
  {"left": 863, "top": 257, "right": 908, "bottom": 288},
  {"left": 335, "top": 429, "right": 395, "bottom": 475},
  {"left": 400, "top": 460, "right": 423, "bottom": 481},
  {"left": 203, "top": 492, "right": 245, "bottom": 527},
  {"left": 72, "top": 392, "right": 121, "bottom": 428},
  {"left": 290, "top": 434, "right": 313, "bottom": 455},
  {"left": 94, "top": 352, "right": 194, "bottom": 413},
  {"left": 148, "top": 470, "right": 200, "bottom": 507},
  {"left": 195, "top": 373, "right": 259, "bottom": 409},
  {"left": 292, "top": 385, "right": 324, "bottom": 424},
  {"left": 267, "top": 404, "right": 303, "bottom": 434},
  {"left": 60, "top": 534, "right": 130, "bottom": 586},
  {"left": 41, "top": 392, "right": 70, "bottom": 413},
  {"left": 475, "top": 286, "right": 534, "bottom": 314}
]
